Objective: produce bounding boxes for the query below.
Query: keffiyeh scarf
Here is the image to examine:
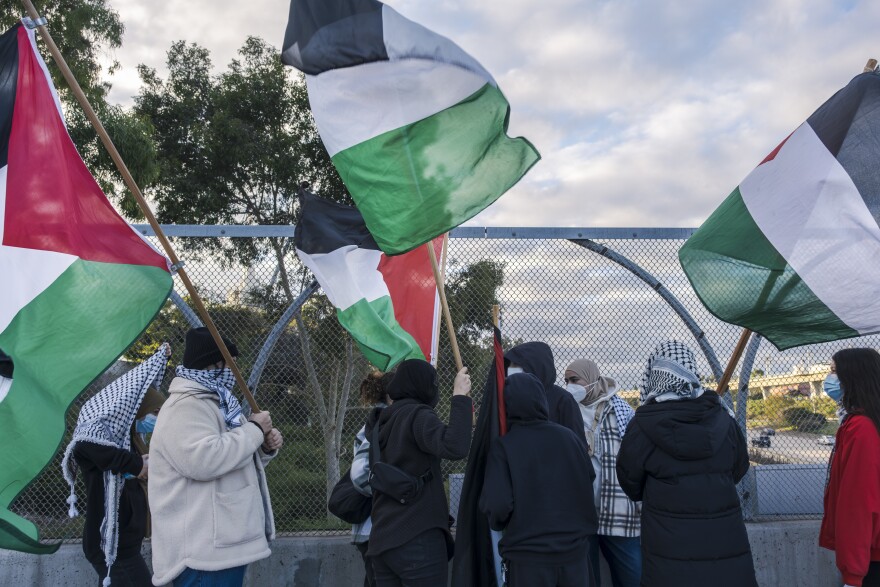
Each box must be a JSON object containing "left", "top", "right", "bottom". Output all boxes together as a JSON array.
[
  {"left": 174, "top": 365, "right": 242, "bottom": 429},
  {"left": 61, "top": 346, "right": 168, "bottom": 586},
  {"left": 640, "top": 341, "right": 705, "bottom": 405}
]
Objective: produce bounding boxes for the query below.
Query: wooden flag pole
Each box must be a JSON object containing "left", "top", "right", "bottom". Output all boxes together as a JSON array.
[
  {"left": 430, "top": 235, "right": 450, "bottom": 367},
  {"left": 19, "top": 0, "right": 261, "bottom": 413},
  {"left": 864, "top": 59, "right": 878, "bottom": 73},
  {"left": 492, "top": 305, "right": 500, "bottom": 329},
  {"left": 716, "top": 328, "right": 752, "bottom": 395},
  {"left": 426, "top": 242, "right": 464, "bottom": 371}
]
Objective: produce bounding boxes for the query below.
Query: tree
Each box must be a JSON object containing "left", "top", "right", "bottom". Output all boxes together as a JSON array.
[
  {"left": 133, "top": 36, "right": 347, "bottom": 269},
  {"left": 134, "top": 36, "right": 358, "bottom": 514},
  {"left": 0, "top": 0, "right": 159, "bottom": 217}
]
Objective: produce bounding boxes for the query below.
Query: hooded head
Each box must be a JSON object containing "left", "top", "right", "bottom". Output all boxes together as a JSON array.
[
  {"left": 387, "top": 359, "right": 439, "bottom": 407},
  {"left": 640, "top": 341, "right": 704, "bottom": 405},
  {"left": 183, "top": 327, "right": 239, "bottom": 370},
  {"left": 565, "top": 358, "right": 617, "bottom": 405},
  {"left": 504, "top": 342, "right": 556, "bottom": 390},
  {"left": 136, "top": 386, "right": 166, "bottom": 420},
  {"left": 505, "top": 373, "right": 549, "bottom": 426}
]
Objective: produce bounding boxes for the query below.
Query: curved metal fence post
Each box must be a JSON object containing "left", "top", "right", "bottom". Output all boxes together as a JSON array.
[
  {"left": 245, "top": 280, "right": 320, "bottom": 403},
  {"left": 736, "top": 333, "right": 763, "bottom": 520},
  {"left": 170, "top": 289, "right": 203, "bottom": 327},
  {"left": 569, "top": 239, "right": 723, "bottom": 380}
]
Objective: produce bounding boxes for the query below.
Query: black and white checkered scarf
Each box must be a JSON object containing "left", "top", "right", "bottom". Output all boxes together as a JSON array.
[
  {"left": 61, "top": 346, "right": 168, "bottom": 585},
  {"left": 174, "top": 365, "right": 242, "bottom": 429},
  {"left": 640, "top": 341, "right": 705, "bottom": 405}
]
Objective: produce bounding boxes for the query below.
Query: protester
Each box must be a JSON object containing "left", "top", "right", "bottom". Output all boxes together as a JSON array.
[
  {"left": 367, "top": 359, "right": 472, "bottom": 586},
  {"left": 350, "top": 370, "right": 395, "bottom": 587},
  {"left": 820, "top": 348, "right": 880, "bottom": 587},
  {"left": 480, "top": 372, "right": 597, "bottom": 586},
  {"left": 148, "top": 327, "right": 283, "bottom": 587},
  {"left": 505, "top": 342, "right": 588, "bottom": 446},
  {"left": 565, "top": 359, "right": 640, "bottom": 587},
  {"left": 823, "top": 366, "right": 849, "bottom": 423},
  {"left": 61, "top": 345, "right": 170, "bottom": 587},
  {"left": 616, "top": 341, "right": 757, "bottom": 587}
]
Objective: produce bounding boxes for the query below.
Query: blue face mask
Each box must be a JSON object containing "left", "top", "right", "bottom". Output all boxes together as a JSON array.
[
  {"left": 136, "top": 413, "right": 157, "bottom": 435},
  {"left": 824, "top": 374, "right": 843, "bottom": 402}
]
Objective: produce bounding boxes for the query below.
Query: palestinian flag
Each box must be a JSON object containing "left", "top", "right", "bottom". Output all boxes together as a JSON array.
[
  {"left": 281, "top": 0, "right": 540, "bottom": 255},
  {"left": 452, "top": 325, "right": 506, "bottom": 587},
  {"left": 680, "top": 71, "right": 880, "bottom": 350},
  {"left": 294, "top": 190, "right": 442, "bottom": 371},
  {"left": 0, "top": 22, "right": 172, "bottom": 553}
]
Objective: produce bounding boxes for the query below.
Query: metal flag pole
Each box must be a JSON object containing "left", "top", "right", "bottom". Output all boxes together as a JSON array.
[{"left": 18, "top": 0, "right": 261, "bottom": 412}]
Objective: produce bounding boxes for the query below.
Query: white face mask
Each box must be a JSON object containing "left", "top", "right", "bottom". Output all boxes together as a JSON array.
[
  {"left": 507, "top": 367, "right": 524, "bottom": 376},
  {"left": 566, "top": 382, "right": 587, "bottom": 403}
]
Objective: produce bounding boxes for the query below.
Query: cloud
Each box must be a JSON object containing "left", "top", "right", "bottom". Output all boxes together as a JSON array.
[{"left": 101, "top": 0, "right": 880, "bottom": 231}]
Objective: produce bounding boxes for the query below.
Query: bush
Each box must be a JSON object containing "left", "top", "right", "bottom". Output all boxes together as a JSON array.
[{"left": 783, "top": 407, "right": 828, "bottom": 432}]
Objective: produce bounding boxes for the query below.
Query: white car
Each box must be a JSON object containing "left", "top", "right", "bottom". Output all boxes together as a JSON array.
[{"left": 817, "top": 435, "right": 835, "bottom": 446}]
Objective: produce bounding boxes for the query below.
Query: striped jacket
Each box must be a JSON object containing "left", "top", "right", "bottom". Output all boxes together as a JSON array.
[{"left": 590, "top": 395, "right": 641, "bottom": 537}]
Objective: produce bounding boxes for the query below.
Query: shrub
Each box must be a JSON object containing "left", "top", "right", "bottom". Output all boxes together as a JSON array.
[{"left": 783, "top": 407, "right": 828, "bottom": 432}]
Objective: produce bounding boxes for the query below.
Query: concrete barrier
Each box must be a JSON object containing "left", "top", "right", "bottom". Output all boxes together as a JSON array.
[{"left": 0, "top": 521, "right": 841, "bottom": 586}]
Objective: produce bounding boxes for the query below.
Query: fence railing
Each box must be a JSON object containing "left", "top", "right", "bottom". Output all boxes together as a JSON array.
[{"left": 14, "top": 225, "right": 865, "bottom": 543}]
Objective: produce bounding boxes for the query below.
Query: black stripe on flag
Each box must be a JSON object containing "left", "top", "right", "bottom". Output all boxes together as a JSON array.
[
  {"left": 281, "top": 0, "right": 387, "bottom": 76},
  {"left": 807, "top": 72, "right": 880, "bottom": 222},
  {"left": 0, "top": 23, "right": 20, "bottom": 169},
  {"left": 294, "top": 189, "right": 380, "bottom": 255}
]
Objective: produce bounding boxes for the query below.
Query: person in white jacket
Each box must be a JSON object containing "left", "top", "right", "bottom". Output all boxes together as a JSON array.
[{"left": 148, "top": 327, "right": 282, "bottom": 587}]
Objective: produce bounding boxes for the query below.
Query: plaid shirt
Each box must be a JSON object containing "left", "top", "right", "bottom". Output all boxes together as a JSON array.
[{"left": 592, "top": 395, "right": 641, "bottom": 537}]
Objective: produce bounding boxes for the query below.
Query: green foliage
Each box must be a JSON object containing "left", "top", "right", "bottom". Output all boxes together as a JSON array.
[
  {"left": 782, "top": 407, "right": 828, "bottom": 432},
  {"left": 133, "top": 37, "right": 347, "bottom": 265},
  {"left": 0, "top": 1, "right": 158, "bottom": 215}
]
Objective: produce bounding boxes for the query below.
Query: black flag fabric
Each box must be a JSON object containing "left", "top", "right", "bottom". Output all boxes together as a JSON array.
[{"left": 451, "top": 326, "right": 507, "bottom": 586}]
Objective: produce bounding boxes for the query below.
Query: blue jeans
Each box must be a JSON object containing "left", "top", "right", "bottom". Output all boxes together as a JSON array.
[
  {"left": 588, "top": 535, "right": 641, "bottom": 587},
  {"left": 173, "top": 565, "right": 247, "bottom": 587}
]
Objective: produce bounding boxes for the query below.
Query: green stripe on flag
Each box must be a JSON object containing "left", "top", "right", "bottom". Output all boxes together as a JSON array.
[
  {"left": 679, "top": 187, "right": 857, "bottom": 350},
  {"left": 337, "top": 295, "right": 424, "bottom": 371},
  {"left": 332, "top": 83, "right": 540, "bottom": 255},
  {"left": 0, "top": 260, "right": 171, "bottom": 553}
]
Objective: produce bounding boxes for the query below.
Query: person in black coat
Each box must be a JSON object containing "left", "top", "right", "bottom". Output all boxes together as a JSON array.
[
  {"left": 505, "top": 342, "right": 588, "bottom": 448},
  {"left": 616, "top": 341, "right": 757, "bottom": 587},
  {"left": 367, "top": 359, "right": 473, "bottom": 587},
  {"left": 480, "top": 373, "right": 597, "bottom": 587}
]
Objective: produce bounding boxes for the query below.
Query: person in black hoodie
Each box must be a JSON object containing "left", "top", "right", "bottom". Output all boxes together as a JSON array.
[
  {"left": 480, "top": 373, "right": 597, "bottom": 587},
  {"left": 505, "top": 342, "right": 588, "bottom": 448},
  {"left": 616, "top": 341, "right": 757, "bottom": 587},
  {"left": 367, "top": 359, "right": 473, "bottom": 586}
]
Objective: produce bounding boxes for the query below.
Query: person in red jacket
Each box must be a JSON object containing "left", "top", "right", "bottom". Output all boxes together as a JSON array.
[{"left": 820, "top": 348, "right": 880, "bottom": 587}]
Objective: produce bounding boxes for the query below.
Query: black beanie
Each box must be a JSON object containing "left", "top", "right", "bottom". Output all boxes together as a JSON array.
[
  {"left": 183, "top": 327, "right": 239, "bottom": 369},
  {"left": 0, "top": 349, "right": 12, "bottom": 379}
]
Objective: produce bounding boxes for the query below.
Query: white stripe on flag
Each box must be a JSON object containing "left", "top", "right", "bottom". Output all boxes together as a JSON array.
[
  {"left": 381, "top": 6, "right": 495, "bottom": 86},
  {"left": 740, "top": 122, "right": 880, "bottom": 334},
  {"left": 306, "top": 58, "right": 487, "bottom": 157},
  {"left": 0, "top": 245, "right": 78, "bottom": 333},
  {"left": 295, "top": 246, "right": 389, "bottom": 311},
  {"left": 0, "top": 166, "right": 6, "bottom": 242}
]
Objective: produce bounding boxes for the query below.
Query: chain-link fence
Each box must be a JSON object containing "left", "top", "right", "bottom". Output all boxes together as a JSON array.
[{"left": 13, "top": 226, "right": 871, "bottom": 544}]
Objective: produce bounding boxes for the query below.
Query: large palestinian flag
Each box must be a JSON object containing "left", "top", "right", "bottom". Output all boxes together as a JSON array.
[
  {"left": 281, "top": 0, "right": 540, "bottom": 255},
  {"left": 680, "top": 71, "right": 880, "bottom": 350},
  {"left": 295, "top": 190, "right": 441, "bottom": 371},
  {"left": 0, "top": 22, "right": 172, "bottom": 553}
]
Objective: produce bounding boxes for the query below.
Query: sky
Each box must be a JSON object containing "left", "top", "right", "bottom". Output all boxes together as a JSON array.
[{"left": 98, "top": 0, "right": 880, "bottom": 229}]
